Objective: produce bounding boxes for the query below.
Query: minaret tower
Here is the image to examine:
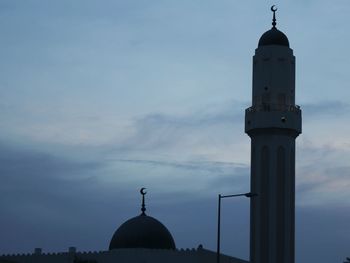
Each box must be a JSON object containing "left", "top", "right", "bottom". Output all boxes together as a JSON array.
[{"left": 245, "top": 6, "right": 302, "bottom": 263}]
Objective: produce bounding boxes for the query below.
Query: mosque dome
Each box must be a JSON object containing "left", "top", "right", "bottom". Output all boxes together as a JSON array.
[
  {"left": 258, "top": 27, "right": 289, "bottom": 47},
  {"left": 109, "top": 214, "right": 176, "bottom": 250},
  {"left": 109, "top": 188, "right": 176, "bottom": 250},
  {"left": 258, "top": 5, "right": 289, "bottom": 47}
]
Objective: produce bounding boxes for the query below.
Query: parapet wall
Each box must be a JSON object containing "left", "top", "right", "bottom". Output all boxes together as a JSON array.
[{"left": 0, "top": 247, "right": 247, "bottom": 263}]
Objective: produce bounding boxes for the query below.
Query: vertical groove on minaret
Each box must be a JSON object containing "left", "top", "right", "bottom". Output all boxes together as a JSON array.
[
  {"left": 261, "top": 146, "right": 269, "bottom": 263},
  {"left": 277, "top": 146, "right": 286, "bottom": 263},
  {"left": 290, "top": 148, "right": 295, "bottom": 263},
  {"left": 250, "top": 146, "right": 256, "bottom": 263}
]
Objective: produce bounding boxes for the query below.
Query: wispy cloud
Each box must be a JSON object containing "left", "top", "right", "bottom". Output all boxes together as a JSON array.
[
  {"left": 302, "top": 101, "right": 350, "bottom": 117},
  {"left": 112, "top": 158, "right": 246, "bottom": 172},
  {"left": 296, "top": 139, "right": 350, "bottom": 205}
]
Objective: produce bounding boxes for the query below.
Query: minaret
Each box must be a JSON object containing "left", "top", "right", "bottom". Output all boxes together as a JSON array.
[{"left": 245, "top": 6, "right": 302, "bottom": 263}]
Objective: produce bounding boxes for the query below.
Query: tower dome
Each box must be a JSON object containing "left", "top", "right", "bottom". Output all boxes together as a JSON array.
[
  {"left": 258, "top": 27, "right": 289, "bottom": 47},
  {"left": 258, "top": 5, "right": 290, "bottom": 47},
  {"left": 109, "top": 188, "right": 176, "bottom": 250}
]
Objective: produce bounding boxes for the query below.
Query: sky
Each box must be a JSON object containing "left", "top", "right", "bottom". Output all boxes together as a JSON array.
[{"left": 0, "top": 1, "right": 350, "bottom": 263}]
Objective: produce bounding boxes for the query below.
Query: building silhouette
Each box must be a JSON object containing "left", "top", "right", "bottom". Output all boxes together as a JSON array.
[
  {"left": 0, "top": 190, "right": 245, "bottom": 263},
  {"left": 0, "top": 6, "right": 301, "bottom": 263}
]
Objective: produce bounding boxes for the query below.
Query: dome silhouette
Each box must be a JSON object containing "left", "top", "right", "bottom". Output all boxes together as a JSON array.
[
  {"left": 109, "top": 188, "right": 176, "bottom": 250},
  {"left": 258, "top": 27, "right": 289, "bottom": 47},
  {"left": 109, "top": 214, "right": 176, "bottom": 250}
]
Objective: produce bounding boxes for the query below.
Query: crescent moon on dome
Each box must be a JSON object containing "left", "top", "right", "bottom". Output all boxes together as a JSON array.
[
  {"left": 271, "top": 5, "right": 277, "bottom": 12},
  {"left": 140, "top": 187, "right": 147, "bottom": 195}
]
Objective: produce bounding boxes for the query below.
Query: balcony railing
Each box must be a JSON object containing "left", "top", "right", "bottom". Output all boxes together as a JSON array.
[{"left": 246, "top": 104, "right": 301, "bottom": 113}]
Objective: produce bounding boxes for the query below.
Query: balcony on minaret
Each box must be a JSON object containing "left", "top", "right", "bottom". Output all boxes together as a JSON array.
[
  {"left": 245, "top": 103, "right": 301, "bottom": 136},
  {"left": 246, "top": 104, "right": 301, "bottom": 113}
]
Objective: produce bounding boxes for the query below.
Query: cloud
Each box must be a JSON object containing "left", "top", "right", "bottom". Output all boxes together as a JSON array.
[
  {"left": 0, "top": 141, "right": 148, "bottom": 254},
  {"left": 296, "top": 139, "right": 350, "bottom": 205},
  {"left": 107, "top": 158, "right": 250, "bottom": 195},
  {"left": 302, "top": 101, "right": 350, "bottom": 117},
  {"left": 0, "top": 141, "right": 107, "bottom": 217},
  {"left": 0, "top": 110, "right": 349, "bottom": 263},
  {"left": 0, "top": 139, "right": 248, "bottom": 255},
  {"left": 104, "top": 101, "right": 249, "bottom": 165},
  {"left": 112, "top": 158, "right": 246, "bottom": 172}
]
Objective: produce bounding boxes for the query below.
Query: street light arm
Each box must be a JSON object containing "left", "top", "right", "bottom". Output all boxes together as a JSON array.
[
  {"left": 221, "top": 193, "right": 246, "bottom": 198},
  {"left": 221, "top": 192, "right": 258, "bottom": 199},
  {"left": 245, "top": 192, "right": 258, "bottom": 198}
]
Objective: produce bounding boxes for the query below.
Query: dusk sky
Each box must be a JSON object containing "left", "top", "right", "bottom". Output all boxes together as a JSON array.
[{"left": 0, "top": 1, "right": 350, "bottom": 263}]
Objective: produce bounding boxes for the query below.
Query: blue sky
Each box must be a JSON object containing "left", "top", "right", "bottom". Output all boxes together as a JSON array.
[{"left": 0, "top": 1, "right": 350, "bottom": 263}]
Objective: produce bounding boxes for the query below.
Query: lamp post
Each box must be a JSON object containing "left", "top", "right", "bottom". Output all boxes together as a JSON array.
[{"left": 216, "top": 192, "right": 257, "bottom": 263}]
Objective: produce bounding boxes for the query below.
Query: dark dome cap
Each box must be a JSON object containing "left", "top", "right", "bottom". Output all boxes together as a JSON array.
[
  {"left": 109, "top": 215, "right": 176, "bottom": 250},
  {"left": 258, "top": 27, "right": 289, "bottom": 47},
  {"left": 258, "top": 5, "right": 290, "bottom": 47}
]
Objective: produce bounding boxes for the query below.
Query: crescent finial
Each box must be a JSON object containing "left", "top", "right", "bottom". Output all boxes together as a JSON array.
[
  {"left": 140, "top": 187, "right": 147, "bottom": 215},
  {"left": 271, "top": 5, "right": 277, "bottom": 12},
  {"left": 140, "top": 187, "right": 147, "bottom": 195},
  {"left": 270, "top": 5, "right": 277, "bottom": 28}
]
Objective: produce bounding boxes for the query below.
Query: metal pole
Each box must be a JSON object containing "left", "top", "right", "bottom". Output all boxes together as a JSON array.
[
  {"left": 216, "top": 192, "right": 257, "bottom": 263},
  {"left": 217, "top": 194, "right": 221, "bottom": 263}
]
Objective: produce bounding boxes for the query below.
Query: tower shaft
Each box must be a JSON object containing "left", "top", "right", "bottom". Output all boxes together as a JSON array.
[{"left": 245, "top": 45, "right": 301, "bottom": 263}]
